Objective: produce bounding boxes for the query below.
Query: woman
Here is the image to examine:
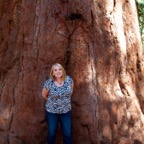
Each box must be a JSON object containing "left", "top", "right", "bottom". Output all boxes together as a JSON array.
[{"left": 42, "top": 63, "right": 74, "bottom": 144}]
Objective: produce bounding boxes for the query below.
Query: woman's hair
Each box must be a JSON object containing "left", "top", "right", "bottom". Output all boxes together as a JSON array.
[{"left": 50, "top": 63, "right": 66, "bottom": 81}]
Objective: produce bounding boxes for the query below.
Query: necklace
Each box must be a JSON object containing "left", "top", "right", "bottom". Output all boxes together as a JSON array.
[{"left": 56, "top": 80, "right": 63, "bottom": 85}]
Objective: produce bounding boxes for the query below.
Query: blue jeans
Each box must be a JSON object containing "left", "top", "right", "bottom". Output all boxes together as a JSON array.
[{"left": 46, "top": 111, "right": 72, "bottom": 144}]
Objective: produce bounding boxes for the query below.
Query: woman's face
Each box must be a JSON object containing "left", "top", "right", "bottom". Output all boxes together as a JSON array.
[{"left": 52, "top": 65, "right": 63, "bottom": 78}]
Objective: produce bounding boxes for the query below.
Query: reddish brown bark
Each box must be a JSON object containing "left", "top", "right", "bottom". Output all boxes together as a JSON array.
[{"left": 0, "top": 0, "right": 144, "bottom": 144}]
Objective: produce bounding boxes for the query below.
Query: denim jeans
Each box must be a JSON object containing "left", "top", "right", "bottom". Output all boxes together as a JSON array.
[{"left": 46, "top": 111, "right": 72, "bottom": 144}]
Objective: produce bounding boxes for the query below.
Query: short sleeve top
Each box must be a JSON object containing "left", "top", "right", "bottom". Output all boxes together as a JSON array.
[{"left": 43, "top": 75, "right": 73, "bottom": 114}]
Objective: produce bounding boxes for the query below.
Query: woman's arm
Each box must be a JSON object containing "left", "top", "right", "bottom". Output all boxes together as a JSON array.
[
  {"left": 70, "top": 81, "right": 74, "bottom": 96},
  {"left": 42, "top": 88, "right": 49, "bottom": 100},
  {"left": 72, "top": 82, "right": 74, "bottom": 91}
]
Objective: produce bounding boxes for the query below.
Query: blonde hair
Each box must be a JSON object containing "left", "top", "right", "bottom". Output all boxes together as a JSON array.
[{"left": 50, "top": 63, "right": 66, "bottom": 81}]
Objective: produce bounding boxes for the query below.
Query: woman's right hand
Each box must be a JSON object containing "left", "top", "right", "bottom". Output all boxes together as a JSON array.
[{"left": 42, "top": 88, "right": 49, "bottom": 100}]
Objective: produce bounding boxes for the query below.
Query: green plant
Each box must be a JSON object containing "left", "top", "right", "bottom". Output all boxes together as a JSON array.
[{"left": 136, "top": 0, "right": 144, "bottom": 48}]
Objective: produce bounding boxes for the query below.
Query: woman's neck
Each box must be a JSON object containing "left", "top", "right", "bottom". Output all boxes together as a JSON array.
[
  {"left": 55, "top": 77, "right": 62, "bottom": 82},
  {"left": 54, "top": 77, "right": 64, "bottom": 86}
]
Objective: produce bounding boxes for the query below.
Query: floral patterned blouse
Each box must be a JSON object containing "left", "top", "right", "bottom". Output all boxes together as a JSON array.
[{"left": 44, "top": 76, "right": 73, "bottom": 114}]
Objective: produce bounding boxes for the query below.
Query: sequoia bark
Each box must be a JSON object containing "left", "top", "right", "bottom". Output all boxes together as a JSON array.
[{"left": 0, "top": 0, "right": 144, "bottom": 144}]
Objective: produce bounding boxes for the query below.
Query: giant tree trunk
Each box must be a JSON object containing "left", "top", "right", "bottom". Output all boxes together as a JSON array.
[{"left": 0, "top": 0, "right": 144, "bottom": 144}]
